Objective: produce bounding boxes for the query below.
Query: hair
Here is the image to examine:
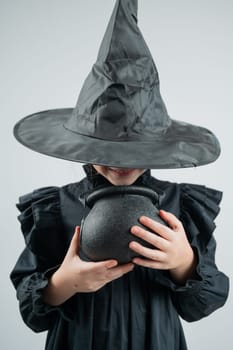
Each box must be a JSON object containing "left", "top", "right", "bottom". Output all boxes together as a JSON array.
[{"left": 85, "top": 163, "right": 99, "bottom": 180}]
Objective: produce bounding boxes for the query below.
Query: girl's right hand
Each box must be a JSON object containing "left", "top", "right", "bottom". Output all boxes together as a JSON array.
[{"left": 43, "top": 227, "right": 134, "bottom": 306}]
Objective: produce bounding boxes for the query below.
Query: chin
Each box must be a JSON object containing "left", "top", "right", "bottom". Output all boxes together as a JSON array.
[
  {"left": 110, "top": 178, "right": 136, "bottom": 186},
  {"left": 92, "top": 165, "right": 146, "bottom": 186},
  {"left": 109, "top": 173, "right": 140, "bottom": 186}
]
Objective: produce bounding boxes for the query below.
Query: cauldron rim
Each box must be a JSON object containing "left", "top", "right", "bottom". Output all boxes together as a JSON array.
[{"left": 86, "top": 185, "right": 159, "bottom": 208}]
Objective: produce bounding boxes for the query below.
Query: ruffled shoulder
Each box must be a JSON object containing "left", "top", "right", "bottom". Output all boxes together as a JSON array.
[
  {"left": 17, "top": 187, "right": 65, "bottom": 263},
  {"left": 179, "top": 183, "right": 222, "bottom": 251}
]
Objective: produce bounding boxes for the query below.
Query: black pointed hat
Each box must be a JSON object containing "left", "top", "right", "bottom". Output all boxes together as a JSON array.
[{"left": 14, "top": 0, "right": 220, "bottom": 169}]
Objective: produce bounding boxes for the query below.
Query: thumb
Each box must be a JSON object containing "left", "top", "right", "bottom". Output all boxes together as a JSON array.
[{"left": 67, "top": 226, "right": 80, "bottom": 257}]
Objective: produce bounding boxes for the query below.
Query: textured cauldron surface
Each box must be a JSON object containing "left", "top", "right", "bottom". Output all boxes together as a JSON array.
[{"left": 80, "top": 186, "right": 164, "bottom": 264}]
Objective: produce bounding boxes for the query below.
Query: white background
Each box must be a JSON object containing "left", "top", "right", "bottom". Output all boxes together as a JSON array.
[{"left": 1, "top": 0, "right": 232, "bottom": 349}]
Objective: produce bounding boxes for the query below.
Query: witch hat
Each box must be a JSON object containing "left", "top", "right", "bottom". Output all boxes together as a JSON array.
[{"left": 14, "top": 0, "right": 220, "bottom": 169}]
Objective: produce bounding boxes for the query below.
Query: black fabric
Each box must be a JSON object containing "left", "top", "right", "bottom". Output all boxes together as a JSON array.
[{"left": 10, "top": 170, "right": 229, "bottom": 350}]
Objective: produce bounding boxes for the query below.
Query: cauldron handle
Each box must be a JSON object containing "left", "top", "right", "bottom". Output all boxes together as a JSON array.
[{"left": 86, "top": 186, "right": 159, "bottom": 208}]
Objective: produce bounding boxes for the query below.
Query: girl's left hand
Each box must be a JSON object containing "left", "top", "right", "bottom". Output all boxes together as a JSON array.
[{"left": 129, "top": 210, "right": 197, "bottom": 284}]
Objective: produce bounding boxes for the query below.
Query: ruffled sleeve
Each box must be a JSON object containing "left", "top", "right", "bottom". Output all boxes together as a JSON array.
[
  {"left": 16, "top": 186, "right": 65, "bottom": 263},
  {"left": 10, "top": 187, "right": 75, "bottom": 332},
  {"left": 167, "top": 183, "right": 229, "bottom": 322},
  {"left": 179, "top": 183, "right": 222, "bottom": 252}
]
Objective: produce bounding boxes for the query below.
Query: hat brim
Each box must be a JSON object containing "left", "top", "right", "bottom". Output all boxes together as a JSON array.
[{"left": 14, "top": 108, "right": 220, "bottom": 169}]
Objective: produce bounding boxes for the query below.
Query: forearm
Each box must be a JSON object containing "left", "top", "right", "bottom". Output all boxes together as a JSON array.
[
  {"left": 169, "top": 247, "right": 198, "bottom": 285},
  {"left": 170, "top": 238, "right": 229, "bottom": 322},
  {"left": 42, "top": 269, "right": 77, "bottom": 306}
]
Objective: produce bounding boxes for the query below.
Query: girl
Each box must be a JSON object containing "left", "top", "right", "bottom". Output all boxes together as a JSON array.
[
  {"left": 10, "top": 1, "right": 229, "bottom": 349},
  {"left": 10, "top": 164, "right": 229, "bottom": 349}
]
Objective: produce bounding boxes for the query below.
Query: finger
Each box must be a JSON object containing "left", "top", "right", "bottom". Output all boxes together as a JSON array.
[
  {"left": 107, "top": 263, "right": 134, "bottom": 280},
  {"left": 67, "top": 226, "right": 80, "bottom": 257},
  {"left": 159, "top": 210, "right": 182, "bottom": 231},
  {"left": 93, "top": 259, "right": 119, "bottom": 269},
  {"left": 129, "top": 241, "right": 166, "bottom": 262},
  {"left": 131, "top": 225, "right": 169, "bottom": 251},
  {"left": 139, "top": 216, "right": 173, "bottom": 240},
  {"left": 132, "top": 257, "right": 166, "bottom": 270},
  {"left": 87, "top": 261, "right": 132, "bottom": 282}
]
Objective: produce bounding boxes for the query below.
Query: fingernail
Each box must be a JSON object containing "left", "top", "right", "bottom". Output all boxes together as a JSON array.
[
  {"left": 131, "top": 226, "right": 139, "bottom": 234},
  {"left": 107, "top": 261, "right": 118, "bottom": 268},
  {"left": 129, "top": 241, "right": 137, "bottom": 249}
]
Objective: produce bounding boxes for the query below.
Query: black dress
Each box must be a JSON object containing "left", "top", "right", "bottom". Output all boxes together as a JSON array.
[{"left": 10, "top": 168, "right": 229, "bottom": 350}]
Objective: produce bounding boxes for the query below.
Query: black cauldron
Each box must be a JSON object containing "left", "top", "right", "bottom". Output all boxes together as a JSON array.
[{"left": 79, "top": 186, "right": 165, "bottom": 264}]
